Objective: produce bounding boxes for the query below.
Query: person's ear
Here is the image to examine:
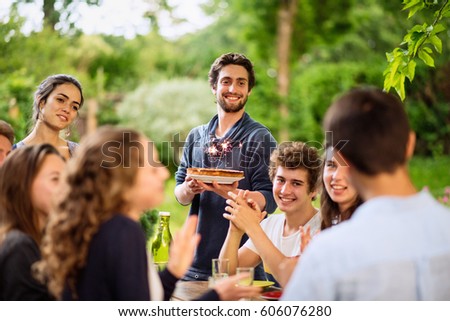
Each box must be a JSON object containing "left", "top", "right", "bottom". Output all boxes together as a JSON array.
[
  {"left": 406, "top": 131, "right": 416, "bottom": 160},
  {"left": 38, "top": 97, "right": 44, "bottom": 110},
  {"left": 310, "top": 189, "right": 318, "bottom": 201}
]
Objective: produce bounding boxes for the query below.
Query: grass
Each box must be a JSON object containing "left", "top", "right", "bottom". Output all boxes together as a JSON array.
[
  {"left": 160, "top": 156, "right": 450, "bottom": 232},
  {"left": 409, "top": 156, "right": 450, "bottom": 197}
]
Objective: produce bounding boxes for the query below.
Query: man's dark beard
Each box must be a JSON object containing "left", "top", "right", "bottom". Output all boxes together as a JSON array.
[{"left": 217, "top": 95, "right": 248, "bottom": 113}]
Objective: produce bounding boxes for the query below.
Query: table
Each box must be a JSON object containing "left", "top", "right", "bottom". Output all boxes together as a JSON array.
[
  {"left": 171, "top": 281, "right": 209, "bottom": 301},
  {"left": 171, "top": 281, "right": 278, "bottom": 301}
]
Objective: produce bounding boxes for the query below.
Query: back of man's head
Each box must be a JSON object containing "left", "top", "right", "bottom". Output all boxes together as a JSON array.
[{"left": 323, "top": 87, "right": 411, "bottom": 176}]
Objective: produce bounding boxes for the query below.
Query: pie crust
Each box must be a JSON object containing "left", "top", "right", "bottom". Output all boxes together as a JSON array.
[{"left": 187, "top": 167, "right": 244, "bottom": 178}]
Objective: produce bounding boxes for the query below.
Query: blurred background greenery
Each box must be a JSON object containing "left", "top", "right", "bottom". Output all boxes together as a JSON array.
[{"left": 1, "top": 0, "right": 449, "bottom": 232}]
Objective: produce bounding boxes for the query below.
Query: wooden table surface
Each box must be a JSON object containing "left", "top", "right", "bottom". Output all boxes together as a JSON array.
[{"left": 171, "top": 281, "right": 278, "bottom": 301}]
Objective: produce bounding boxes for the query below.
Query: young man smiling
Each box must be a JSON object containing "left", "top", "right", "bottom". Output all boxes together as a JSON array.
[
  {"left": 220, "top": 142, "right": 322, "bottom": 287},
  {"left": 175, "top": 53, "right": 277, "bottom": 281}
]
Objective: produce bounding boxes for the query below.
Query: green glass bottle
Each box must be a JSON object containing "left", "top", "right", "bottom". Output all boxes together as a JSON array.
[{"left": 151, "top": 212, "right": 172, "bottom": 272}]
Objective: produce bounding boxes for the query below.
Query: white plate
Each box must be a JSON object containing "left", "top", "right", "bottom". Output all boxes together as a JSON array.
[{"left": 187, "top": 174, "right": 244, "bottom": 184}]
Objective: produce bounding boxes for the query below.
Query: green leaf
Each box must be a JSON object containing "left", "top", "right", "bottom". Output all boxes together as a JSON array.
[
  {"left": 388, "top": 57, "right": 402, "bottom": 85},
  {"left": 402, "top": 0, "right": 422, "bottom": 11},
  {"left": 383, "top": 74, "right": 392, "bottom": 92},
  {"left": 407, "top": 2, "right": 425, "bottom": 18},
  {"left": 418, "top": 50, "right": 435, "bottom": 67},
  {"left": 409, "top": 24, "right": 426, "bottom": 34},
  {"left": 422, "top": 46, "right": 433, "bottom": 53},
  {"left": 383, "top": 64, "right": 390, "bottom": 76},
  {"left": 395, "top": 74, "right": 406, "bottom": 101},
  {"left": 411, "top": 34, "right": 426, "bottom": 56},
  {"left": 432, "top": 24, "right": 446, "bottom": 34},
  {"left": 388, "top": 0, "right": 448, "bottom": 101},
  {"left": 385, "top": 51, "right": 394, "bottom": 62},
  {"left": 383, "top": 67, "right": 395, "bottom": 91},
  {"left": 427, "top": 35, "right": 442, "bottom": 53},
  {"left": 404, "top": 60, "right": 416, "bottom": 81}
]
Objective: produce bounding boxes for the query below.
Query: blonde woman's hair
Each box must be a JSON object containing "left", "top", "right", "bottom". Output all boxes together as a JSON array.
[{"left": 35, "top": 126, "right": 144, "bottom": 299}]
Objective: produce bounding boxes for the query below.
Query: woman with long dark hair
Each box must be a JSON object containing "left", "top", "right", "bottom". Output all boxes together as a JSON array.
[
  {"left": 0, "top": 144, "right": 65, "bottom": 300},
  {"left": 13, "top": 74, "right": 84, "bottom": 159},
  {"left": 320, "top": 146, "right": 363, "bottom": 230}
]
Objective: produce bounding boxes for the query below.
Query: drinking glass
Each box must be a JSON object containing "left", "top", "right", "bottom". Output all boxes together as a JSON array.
[
  {"left": 236, "top": 267, "right": 254, "bottom": 286},
  {"left": 212, "top": 258, "right": 229, "bottom": 279}
]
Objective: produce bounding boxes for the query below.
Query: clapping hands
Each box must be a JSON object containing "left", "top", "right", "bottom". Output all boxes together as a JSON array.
[{"left": 223, "top": 190, "right": 267, "bottom": 234}]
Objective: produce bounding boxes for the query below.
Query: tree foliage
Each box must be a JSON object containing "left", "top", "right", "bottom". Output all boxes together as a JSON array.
[
  {"left": 116, "top": 79, "right": 216, "bottom": 171},
  {"left": 12, "top": 0, "right": 175, "bottom": 34},
  {"left": 1, "top": 0, "right": 449, "bottom": 156},
  {"left": 384, "top": 0, "right": 450, "bottom": 100},
  {"left": 13, "top": 0, "right": 101, "bottom": 31}
]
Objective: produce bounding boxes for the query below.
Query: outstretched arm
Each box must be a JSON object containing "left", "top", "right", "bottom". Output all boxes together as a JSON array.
[
  {"left": 219, "top": 228, "right": 261, "bottom": 275},
  {"left": 218, "top": 225, "right": 244, "bottom": 276}
]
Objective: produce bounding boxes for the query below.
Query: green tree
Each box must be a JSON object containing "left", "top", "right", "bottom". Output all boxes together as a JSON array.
[
  {"left": 286, "top": 0, "right": 405, "bottom": 144},
  {"left": 380, "top": 1, "right": 450, "bottom": 155},
  {"left": 0, "top": 9, "right": 81, "bottom": 139},
  {"left": 202, "top": 0, "right": 364, "bottom": 141},
  {"left": 11, "top": 0, "right": 100, "bottom": 31},
  {"left": 10, "top": 0, "right": 175, "bottom": 33},
  {"left": 116, "top": 78, "right": 216, "bottom": 172},
  {"left": 384, "top": 0, "right": 450, "bottom": 100}
]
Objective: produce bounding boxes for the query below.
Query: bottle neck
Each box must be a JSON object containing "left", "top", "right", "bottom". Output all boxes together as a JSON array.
[
  {"left": 158, "top": 215, "right": 172, "bottom": 238},
  {"left": 160, "top": 216, "right": 170, "bottom": 226}
]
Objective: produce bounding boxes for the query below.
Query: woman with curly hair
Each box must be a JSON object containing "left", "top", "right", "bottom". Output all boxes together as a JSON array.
[
  {"left": 35, "top": 126, "right": 261, "bottom": 301},
  {"left": 0, "top": 144, "right": 65, "bottom": 300}
]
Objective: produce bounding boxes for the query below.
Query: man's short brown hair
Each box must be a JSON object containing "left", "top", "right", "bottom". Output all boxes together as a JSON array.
[
  {"left": 208, "top": 53, "right": 255, "bottom": 91},
  {"left": 269, "top": 142, "right": 322, "bottom": 193},
  {"left": 323, "top": 87, "right": 410, "bottom": 175}
]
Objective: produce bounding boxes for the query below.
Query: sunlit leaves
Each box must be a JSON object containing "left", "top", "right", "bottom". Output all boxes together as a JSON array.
[
  {"left": 403, "top": 0, "right": 425, "bottom": 18},
  {"left": 418, "top": 47, "right": 435, "bottom": 66},
  {"left": 384, "top": 0, "right": 450, "bottom": 100}
]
